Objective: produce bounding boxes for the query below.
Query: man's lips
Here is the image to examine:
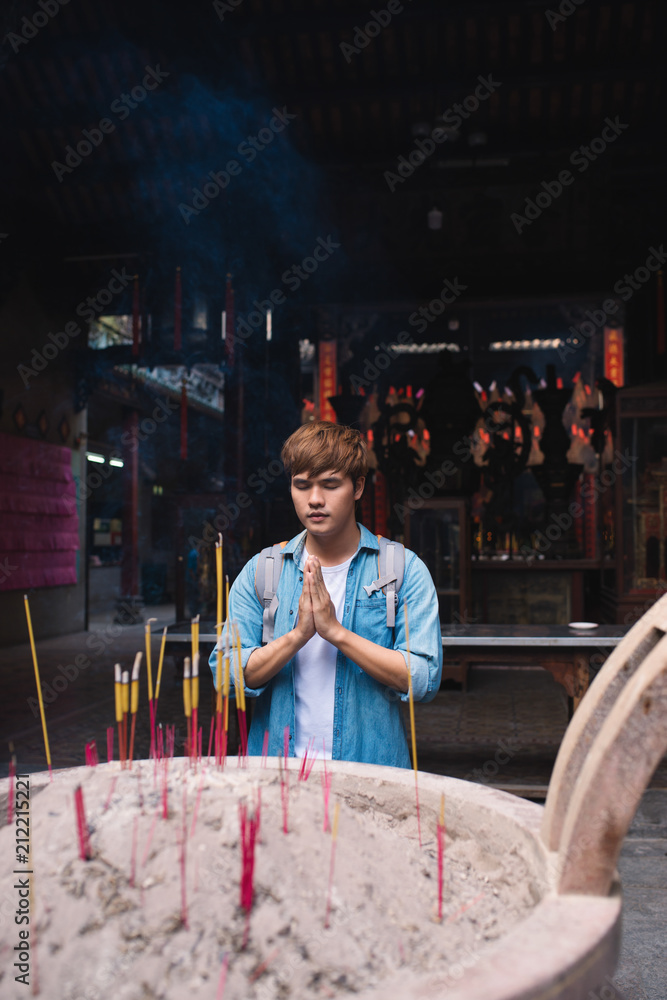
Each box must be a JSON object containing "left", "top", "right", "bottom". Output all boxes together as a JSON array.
[{"left": 308, "top": 513, "right": 328, "bottom": 519}]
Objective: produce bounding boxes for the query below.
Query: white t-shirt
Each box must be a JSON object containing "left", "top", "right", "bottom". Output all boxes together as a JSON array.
[{"left": 294, "top": 549, "right": 353, "bottom": 759}]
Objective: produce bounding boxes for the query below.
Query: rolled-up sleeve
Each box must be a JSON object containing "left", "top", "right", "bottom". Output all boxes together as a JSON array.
[
  {"left": 207, "top": 554, "right": 267, "bottom": 698},
  {"left": 392, "top": 551, "right": 443, "bottom": 703}
]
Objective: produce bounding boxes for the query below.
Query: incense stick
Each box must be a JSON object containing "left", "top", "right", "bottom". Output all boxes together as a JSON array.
[
  {"left": 121, "top": 670, "right": 130, "bottom": 768},
  {"left": 183, "top": 657, "right": 192, "bottom": 758},
  {"left": 155, "top": 626, "right": 167, "bottom": 702},
  {"left": 404, "top": 602, "right": 422, "bottom": 846},
  {"left": 114, "top": 663, "right": 124, "bottom": 767},
  {"left": 23, "top": 595, "right": 52, "bottom": 777},
  {"left": 129, "top": 652, "right": 142, "bottom": 767},
  {"left": 74, "top": 785, "right": 91, "bottom": 860},
  {"left": 191, "top": 652, "right": 200, "bottom": 767},
  {"left": 437, "top": 792, "right": 445, "bottom": 921},
  {"left": 324, "top": 802, "right": 340, "bottom": 928},
  {"left": 145, "top": 618, "right": 157, "bottom": 758}
]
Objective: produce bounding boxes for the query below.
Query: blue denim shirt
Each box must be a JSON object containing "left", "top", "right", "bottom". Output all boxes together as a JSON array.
[{"left": 208, "top": 523, "right": 442, "bottom": 768}]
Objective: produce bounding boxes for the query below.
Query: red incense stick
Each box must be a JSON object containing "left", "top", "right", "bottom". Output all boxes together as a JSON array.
[
  {"left": 437, "top": 793, "right": 445, "bottom": 921},
  {"left": 106, "top": 727, "right": 114, "bottom": 763},
  {"left": 74, "top": 785, "right": 91, "bottom": 860},
  {"left": 207, "top": 717, "right": 215, "bottom": 762}
]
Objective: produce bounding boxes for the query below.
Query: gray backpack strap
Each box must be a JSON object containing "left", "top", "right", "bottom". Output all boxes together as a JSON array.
[
  {"left": 362, "top": 537, "right": 405, "bottom": 628},
  {"left": 254, "top": 543, "right": 285, "bottom": 644}
]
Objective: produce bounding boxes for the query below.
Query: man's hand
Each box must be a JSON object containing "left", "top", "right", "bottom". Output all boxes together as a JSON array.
[
  {"left": 305, "top": 556, "right": 344, "bottom": 643},
  {"left": 294, "top": 572, "right": 316, "bottom": 642}
]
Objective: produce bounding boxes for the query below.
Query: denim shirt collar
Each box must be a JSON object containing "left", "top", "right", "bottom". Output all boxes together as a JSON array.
[{"left": 281, "top": 522, "right": 381, "bottom": 565}]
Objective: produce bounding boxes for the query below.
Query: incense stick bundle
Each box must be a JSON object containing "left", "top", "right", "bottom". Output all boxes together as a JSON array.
[{"left": 233, "top": 623, "right": 248, "bottom": 758}]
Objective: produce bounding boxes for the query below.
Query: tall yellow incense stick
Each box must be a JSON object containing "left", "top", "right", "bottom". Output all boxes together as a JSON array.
[
  {"left": 215, "top": 534, "right": 223, "bottom": 626},
  {"left": 215, "top": 536, "right": 224, "bottom": 717},
  {"left": 404, "top": 602, "right": 422, "bottom": 846},
  {"left": 234, "top": 622, "right": 246, "bottom": 713},
  {"left": 155, "top": 627, "right": 167, "bottom": 702},
  {"left": 24, "top": 595, "right": 51, "bottom": 774},
  {"left": 145, "top": 619, "right": 156, "bottom": 703}
]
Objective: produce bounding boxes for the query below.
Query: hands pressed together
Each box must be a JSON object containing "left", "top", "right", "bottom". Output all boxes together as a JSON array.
[{"left": 295, "top": 555, "right": 343, "bottom": 646}]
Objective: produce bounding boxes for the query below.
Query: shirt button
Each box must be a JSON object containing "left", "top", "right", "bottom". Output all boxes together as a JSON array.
[
  {"left": 289, "top": 610, "right": 293, "bottom": 615},
  {"left": 299, "top": 576, "right": 303, "bottom": 582}
]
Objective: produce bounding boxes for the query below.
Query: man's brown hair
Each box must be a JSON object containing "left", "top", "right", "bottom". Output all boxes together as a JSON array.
[{"left": 281, "top": 421, "right": 368, "bottom": 484}]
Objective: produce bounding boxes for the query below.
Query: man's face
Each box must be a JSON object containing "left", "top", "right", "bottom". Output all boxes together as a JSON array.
[{"left": 291, "top": 468, "right": 364, "bottom": 538}]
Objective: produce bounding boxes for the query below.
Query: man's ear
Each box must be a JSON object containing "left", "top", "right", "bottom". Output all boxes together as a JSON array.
[{"left": 354, "top": 476, "right": 366, "bottom": 501}]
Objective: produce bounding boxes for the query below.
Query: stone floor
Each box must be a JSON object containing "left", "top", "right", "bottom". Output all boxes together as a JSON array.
[{"left": 1, "top": 607, "right": 665, "bottom": 998}]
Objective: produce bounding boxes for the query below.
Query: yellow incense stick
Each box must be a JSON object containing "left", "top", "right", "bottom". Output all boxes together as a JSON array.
[
  {"left": 114, "top": 662, "right": 123, "bottom": 723},
  {"left": 234, "top": 623, "right": 246, "bottom": 712},
  {"left": 183, "top": 657, "right": 192, "bottom": 718},
  {"left": 145, "top": 619, "right": 156, "bottom": 702},
  {"left": 122, "top": 670, "right": 130, "bottom": 715},
  {"left": 225, "top": 574, "right": 230, "bottom": 620},
  {"left": 130, "top": 652, "right": 142, "bottom": 714},
  {"left": 216, "top": 534, "right": 223, "bottom": 626},
  {"left": 24, "top": 595, "right": 51, "bottom": 771},
  {"left": 155, "top": 627, "right": 167, "bottom": 702},
  {"left": 192, "top": 652, "right": 200, "bottom": 711}
]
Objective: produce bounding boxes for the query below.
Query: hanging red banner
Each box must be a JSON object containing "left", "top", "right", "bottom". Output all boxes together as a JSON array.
[
  {"left": 603, "top": 326, "right": 624, "bottom": 387},
  {"left": 319, "top": 340, "right": 337, "bottom": 422}
]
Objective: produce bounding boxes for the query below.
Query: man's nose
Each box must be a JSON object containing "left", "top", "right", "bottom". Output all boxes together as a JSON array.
[{"left": 309, "top": 487, "right": 324, "bottom": 506}]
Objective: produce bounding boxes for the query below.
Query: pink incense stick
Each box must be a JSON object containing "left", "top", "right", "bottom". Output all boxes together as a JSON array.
[
  {"left": 278, "top": 756, "right": 289, "bottom": 834},
  {"left": 304, "top": 745, "right": 319, "bottom": 781},
  {"left": 261, "top": 729, "right": 269, "bottom": 767},
  {"left": 283, "top": 725, "right": 290, "bottom": 769},
  {"left": 216, "top": 954, "right": 230, "bottom": 1000},
  {"left": 106, "top": 727, "right": 114, "bottom": 763},
  {"left": 74, "top": 785, "right": 91, "bottom": 860},
  {"left": 321, "top": 759, "right": 332, "bottom": 833},
  {"left": 103, "top": 775, "right": 117, "bottom": 813}
]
